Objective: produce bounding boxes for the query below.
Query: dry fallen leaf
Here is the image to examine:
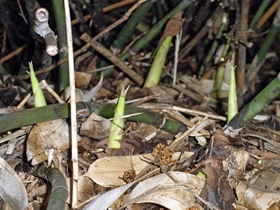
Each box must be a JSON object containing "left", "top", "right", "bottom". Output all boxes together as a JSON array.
[
  {"left": 83, "top": 181, "right": 136, "bottom": 210},
  {"left": 0, "top": 157, "right": 28, "bottom": 210},
  {"left": 26, "top": 119, "right": 81, "bottom": 165},
  {"left": 124, "top": 172, "right": 205, "bottom": 210},
  {"left": 237, "top": 158, "right": 280, "bottom": 209},
  {"left": 85, "top": 152, "right": 193, "bottom": 187},
  {"left": 75, "top": 71, "right": 92, "bottom": 88},
  {"left": 237, "top": 182, "right": 280, "bottom": 210},
  {"left": 223, "top": 145, "right": 249, "bottom": 179},
  {"left": 201, "top": 161, "right": 235, "bottom": 209},
  {"left": 158, "top": 11, "right": 184, "bottom": 46},
  {"left": 79, "top": 112, "right": 111, "bottom": 139}
]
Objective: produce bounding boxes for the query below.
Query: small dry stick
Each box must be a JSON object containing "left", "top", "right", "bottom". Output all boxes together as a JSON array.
[
  {"left": 16, "top": 0, "right": 28, "bottom": 24},
  {"left": 40, "top": 80, "right": 65, "bottom": 103},
  {"left": 0, "top": 44, "right": 27, "bottom": 64},
  {"left": 82, "top": 0, "right": 148, "bottom": 47},
  {"left": 172, "top": 30, "right": 182, "bottom": 85},
  {"left": 16, "top": 92, "right": 32, "bottom": 109},
  {"left": 71, "top": 0, "right": 139, "bottom": 25},
  {"left": 63, "top": 0, "right": 78, "bottom": 208},
  {"left": 139, "top": 104, "right": 226, "bottom": 121},
  {"left": 256, "top": 0, "right": 280, "bottom": 29},
  {"left": 80, "top": 33, "right": 144, "bottom": 85}
]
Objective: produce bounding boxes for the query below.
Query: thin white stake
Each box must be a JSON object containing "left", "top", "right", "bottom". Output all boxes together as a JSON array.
[
  {"left": 173, "top": 29, "right": 182, "bottom": 86},
  {"left": 63, "top": 0, "right": 78, "bottom": 208}
]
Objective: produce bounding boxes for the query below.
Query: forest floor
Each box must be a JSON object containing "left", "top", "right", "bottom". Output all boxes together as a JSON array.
[{"left": 0, "top": 0, "right": 280, "bottom": 209}]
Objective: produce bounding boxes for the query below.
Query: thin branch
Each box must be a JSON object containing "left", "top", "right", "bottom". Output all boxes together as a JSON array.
[
  {"left": 82, "top": 0, "right": 148, "bottom": 49},
  {"left": 80, "top": 33, "right": 144, "bottom": 85},
  {"left": 63, "top": 0, "right": 78, "bottom": 208}
]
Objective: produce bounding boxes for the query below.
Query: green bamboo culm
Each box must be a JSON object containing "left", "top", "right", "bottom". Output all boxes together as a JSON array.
[
  {"left": 51, "top": 0, "right": 69, "bottom": 92},
  {"left": 29, "top": 62, "right": 47, "bottom": 107},
  {"left": 98, "top": 0, "right": 191, "bottom": 78},
  {"left": 33, "top": 165, "right": 68, "bottom": 210},
  {"left": 111, "top": 0, "right": 155, "bottom": 52},
  {"left": 213, "top": 37, "right": 231, "bottom": 98},
  {"left": 227, "top": 73, "right": 280, "bottom": 130},
  {"left": 100, "top": 0, "right": 154, "bottom": 77},
  {"left": 249, "top": 0, "right": 271, "bottom": 29},
  {"left": 144, "top": 36, "right": 172, "bottom": 87},
  {"left": 107, "top": 88, "right": 126, "bottom": 148},
  {"left": 257, "top": 9, "right": 280, "bottom": 64},
  {"left": 0, "top": 102, "right": 187, "bottom": 135},
  {"left": 120, "top": 0, "right": 192, "bottom": 61},
  {"left": 227, "top": 61, "right": 238, "bottom": 122}
]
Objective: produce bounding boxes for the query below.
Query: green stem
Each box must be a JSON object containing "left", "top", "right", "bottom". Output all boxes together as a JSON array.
[
  {"left": 144, "top": 36, "right": 172, "bottom": 87},
  {"left": 227, "top": 62, "right": 238, "bottom": 122},
  {"left": 257, "top": 22, "right": 280, "bottom": 63},
  {"left": 51, "top": 0, "right": 69, "bottom": 92},
  {"left": 101, "top": 0, "right": 191, "bottom": 77},
  {"left": 120, "top": 0, "right": 192, "bottom": 61},
  {"left": 108, "top": 88, "right": 126, "bottom": 148},
  {"left": 227, "top": 73, "right": 280, "bottom": 130},
  {"left": 33, "top": 165, "right": 68, "bottom": 210},
  {"left": 112, "top": 0, "right": 154, "bottom": 51},
  {"left": 0, "top": 102, "right": 187, "bottom": 135},
  {"left": 249, "top": 0, "right": 271, "bottom": 29},
  {"left": 213, "top": 38, "right": 231, "bottom": 98}
]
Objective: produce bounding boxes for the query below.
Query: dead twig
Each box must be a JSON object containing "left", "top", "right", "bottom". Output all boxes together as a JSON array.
[
  {"left": 82, "top": 0, "right": 148, "bottom": 46},
  {"left": 236, "top": 0, "right": 249, "bottom": 107},
  {"left": 80, "top": 33, "right": 144, "bottom": 85},
  {"left": 63, "top": 0, "right": 78, "bottom": 207}
]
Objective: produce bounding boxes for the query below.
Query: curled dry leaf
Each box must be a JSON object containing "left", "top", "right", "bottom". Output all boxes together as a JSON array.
[
  {"left": 124, "top": 172, "right": 205, "bottom": 210},
  {"left": 189, "top": 117, "right": 215, "bottom": 146},
  {"left": 0, "top": 157, "right": 28, "bottom": 210},
  {"left": 62, "top": 74, "right": 102, "bottom": 102},
  {"left": 26, "top": 119, "right": 81, "bottom": 165},
  {"left": 158, "top": 11, "right": 184, "bottom": 47},
  {"left": 79, "top": 112, "right": 111, "bottom": 139},
  {"left": 75, "top": 71, "right": 92, "bottom": 88},
  {"left": 61, "top": 87, "right": 84, "bottom": 102},
  {"left": 83, "top": 181, "right": 136, "bottom": 210}
]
